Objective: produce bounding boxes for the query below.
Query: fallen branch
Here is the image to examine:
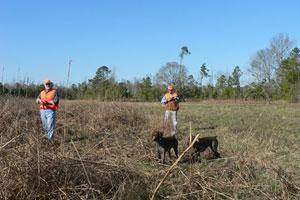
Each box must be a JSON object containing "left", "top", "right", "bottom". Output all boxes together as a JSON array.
[
  {"left": 71, "top": 141, "right": 92, "bottom": 186},
  {"left": 0, "top": 133, "right": 23, "bottom": 151},
  {"left": 189, "top": 121, "right": 192, "bottom": 144}
]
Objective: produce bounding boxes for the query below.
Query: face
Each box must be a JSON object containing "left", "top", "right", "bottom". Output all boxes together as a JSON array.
[
  {"left": 44, "top": 83, "right": 51, "bottom": 90},
  {"left": 168, "top": 89, "right": 174, "bottom": 94}
]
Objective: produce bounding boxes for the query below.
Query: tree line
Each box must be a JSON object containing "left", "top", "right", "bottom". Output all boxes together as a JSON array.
[{"left": 1, "top": 34, "right": 299, "bottom": 102}]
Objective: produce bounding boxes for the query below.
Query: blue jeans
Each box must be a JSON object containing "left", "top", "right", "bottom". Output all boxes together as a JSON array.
[{"left": 40, "top": 109, "right": 56, "bottom": 139}]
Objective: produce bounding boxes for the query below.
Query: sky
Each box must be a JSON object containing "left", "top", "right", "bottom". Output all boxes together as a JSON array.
[{"left": 0, "top": 0, "right": 299, "bottom": 85}]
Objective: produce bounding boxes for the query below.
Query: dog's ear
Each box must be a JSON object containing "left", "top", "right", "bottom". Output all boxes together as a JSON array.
[{"left": 158, "top": 131, "right": 163, "bottom": 137}]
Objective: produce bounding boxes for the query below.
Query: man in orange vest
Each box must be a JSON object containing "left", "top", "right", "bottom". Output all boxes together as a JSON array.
[
  {"left": 36, "top": 79, "right": 59, "bottom": 140},
  {"left": 161, "top": 84, "right": 180, "bottom": 136}
]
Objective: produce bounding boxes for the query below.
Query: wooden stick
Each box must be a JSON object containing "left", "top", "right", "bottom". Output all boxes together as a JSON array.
[
  {"left": 37, "top": 137, "right": 41, "bottom": 187},
  {"left": 150, "top": 134, "right": 200, "bottom": 200},
  {"left": 189, "top": 121, "right": 192, "bottom": 144},
  {"left": 71, "top": 141, "right": 92, "bottom": 186},
  {"left": 0, "top": 135, "right": 21, "bottom": 150},
  {"left": 203, "top": 186, "right": 235, "bottom": 200}
]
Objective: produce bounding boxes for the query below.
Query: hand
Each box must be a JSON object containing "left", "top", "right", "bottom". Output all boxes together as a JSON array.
[{"left": 41, "top": 100, "right": 48, "bottom": 105}]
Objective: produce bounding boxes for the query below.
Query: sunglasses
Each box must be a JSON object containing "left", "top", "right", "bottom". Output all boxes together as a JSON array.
[{"left": 45, "top": 83, "right": 51, "bottom": 86}]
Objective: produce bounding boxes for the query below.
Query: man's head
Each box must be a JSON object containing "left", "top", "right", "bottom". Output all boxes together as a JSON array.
[
  {"left": 168, "top": 84, "right": 174, "bottom": 93},
  {"left": 44, "top": 79, "right": 53, "bottom": 91}
]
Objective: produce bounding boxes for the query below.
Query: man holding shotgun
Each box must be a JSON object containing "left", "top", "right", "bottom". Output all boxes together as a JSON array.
[
  {"left": 161, "top": 84, "right": 180, "bottom": 136},
  {"left": 36, "top": 79, "right": 59, "bottom": 140}
]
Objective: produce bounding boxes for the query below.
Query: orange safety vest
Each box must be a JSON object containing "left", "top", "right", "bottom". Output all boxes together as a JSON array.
[
  {"left": 164, "top": 92, "right": 179, "bottom": 111},
  {"left": 39, "top": 89, "right": 58, "bottom": 110}
]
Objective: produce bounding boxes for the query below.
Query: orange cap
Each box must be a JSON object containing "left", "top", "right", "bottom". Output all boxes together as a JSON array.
[{"left": 44, "top": 79, "right": 51, "bottom": 84}]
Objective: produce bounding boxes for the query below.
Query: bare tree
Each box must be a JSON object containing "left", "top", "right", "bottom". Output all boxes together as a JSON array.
[
  {"left": 270, "top": 33, "right": 294, "bottom": 67},
  {"left": 249, "top": 48, "right": 274, "bottom": 83},
  {"left": 248, "top": 34, "right": 295, "bottom": 102},
  {"left": 155, "top": 62, "right": 188, "bottom": 89},
  {"left": 249, "top": 48, "right": 274, "bottom": 102}
]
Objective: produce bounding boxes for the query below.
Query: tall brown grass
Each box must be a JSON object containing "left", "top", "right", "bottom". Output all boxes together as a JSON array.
[{"left": 0, "top": 95, "right": 299, "bottom": 199}]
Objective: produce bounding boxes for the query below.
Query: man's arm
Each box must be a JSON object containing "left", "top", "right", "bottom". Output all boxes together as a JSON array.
[
  {"left": 175, "top": 95, "right": 180, "bottom": 103},
  {"left": 161, "top": 95, "right": 167, "bottom": 104},
  {"left": 48, "top": 91, "right": 59, "bottom": 105},
  {"left": 53, "top": 91, "right": 59, "bottom": 104},
  {"left": 36, "top": 94, "right": 42, "bottom": 104}
]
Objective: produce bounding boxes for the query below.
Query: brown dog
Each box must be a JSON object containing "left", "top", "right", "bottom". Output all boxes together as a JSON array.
[
  {"left": 189, "top": 136, "right": 221, "bottom": 161},
  {"left": 152, "top": 131, "right": 179, "bottom": 164}
]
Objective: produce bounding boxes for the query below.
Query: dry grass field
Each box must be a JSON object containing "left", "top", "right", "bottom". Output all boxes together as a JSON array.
[{"left": 0, "top": 96, "right": 300, "bottom": 199}]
